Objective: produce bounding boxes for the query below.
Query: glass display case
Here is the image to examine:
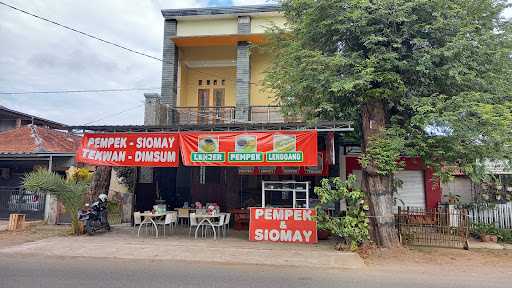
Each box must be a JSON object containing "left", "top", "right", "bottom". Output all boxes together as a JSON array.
[{"left": 261, "top": 181, "right": 310, "bottom": 208}]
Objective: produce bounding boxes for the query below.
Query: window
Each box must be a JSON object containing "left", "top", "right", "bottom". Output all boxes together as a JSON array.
[{"left": 198, "top": 80, "right": 203, "bottom": 86}]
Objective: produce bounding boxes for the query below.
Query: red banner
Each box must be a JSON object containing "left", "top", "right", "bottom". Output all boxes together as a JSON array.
[
  {"left": 238, "top": 151, "right": 329, "bottom": 176},
  {"left": 249, "top": 208, "right": 318, "bottom": 244},
  {"left": 76, "top": 133, "right": 179, "bottom": 167},
  {"left": 180, "top": 131, "right": 317, "bottom": 166}
]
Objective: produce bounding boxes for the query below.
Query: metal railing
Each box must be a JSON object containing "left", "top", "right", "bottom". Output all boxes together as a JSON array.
[
  {"left": 397, "top": 206, "right": 470, "bottom": 249},
  {"left": 169, "top": 106, "right": 302, "bottom": 125},
  {"left": 0, "top": 186, "right": 46, "bottom": 220},
  {"left": 171, "top": 106, "right": 236, "bottom": 125}
]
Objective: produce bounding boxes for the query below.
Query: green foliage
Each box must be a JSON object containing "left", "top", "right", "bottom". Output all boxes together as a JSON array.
[
  {"left": 471, "top": 222, "right": 499, "bottom": 236},
  {"left": 498, "top": 229, "right": 512, "bottom": 243},
  {"left": 113, "top": 167, "right": 136, "bottom": 193},
  {"left": 23, "top": 168, "right": 91, "bottom": 235},
  {"left": 264, "top": 0, "right": 512, "bottom": 181},
  {"left": 360, "top": 128, "right": 405, "bottom": 175},
  {"left": 314, "top": 175, "right": 369, "bottom": 250},
  {"left": 471, "top": 223, "right": 512, "bottom": 243}
]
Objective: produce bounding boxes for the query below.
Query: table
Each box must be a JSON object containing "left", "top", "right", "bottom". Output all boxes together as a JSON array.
[
  {"left": 137, "top": 212, "right": 166, "bottom": 238},
  {"left": 192, "top": 213, "right": 224, "bottom": 240}
]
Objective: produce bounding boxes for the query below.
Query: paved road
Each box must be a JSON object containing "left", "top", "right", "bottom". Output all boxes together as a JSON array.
[{"left": 0, "top": 254, "right": 509, "bottom": 288}]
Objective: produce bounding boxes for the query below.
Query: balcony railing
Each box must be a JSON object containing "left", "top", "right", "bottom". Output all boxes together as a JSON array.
[
  {"left": 172, "top": 106, "right": 236, "bottom": 125},
  {"left": 169, "top": 106, "right": 301, "bottom": 125}
]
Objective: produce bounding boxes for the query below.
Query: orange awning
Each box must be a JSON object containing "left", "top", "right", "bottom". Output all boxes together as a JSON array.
[{"left": 172, "top": 34, "right": 268, "bottom": 47}]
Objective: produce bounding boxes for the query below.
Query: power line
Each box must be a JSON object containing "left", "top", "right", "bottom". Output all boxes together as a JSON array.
[
  {"left": 0, "top": 1, "right": 259, "bottom": 86},
  {"left": 0, "top": 87, "right": 160, "bottom": 95},
  {"left": 0, "top": 1, "right": 162, "bottom": 62},
  {"left": 82, "top": 103, "right": 144, "bottom": 125}
]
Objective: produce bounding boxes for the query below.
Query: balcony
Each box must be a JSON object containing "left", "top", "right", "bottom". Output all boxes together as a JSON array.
[{"left": 170, "top": 106, "right": 301, "bottom": 125}]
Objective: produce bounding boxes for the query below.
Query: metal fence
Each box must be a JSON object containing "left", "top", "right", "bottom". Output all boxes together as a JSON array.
[
  {"left": 397, "top": 206, "right": 470, "bottom": 249},
  {"left": 0, "top": 186, "right": 46, "bottom": 220}
]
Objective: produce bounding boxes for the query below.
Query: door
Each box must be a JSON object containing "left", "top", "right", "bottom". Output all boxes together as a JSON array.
[
  {"left": 197, "top": 89, "right": 210, "bottom": 124},
  {"left": 394, "top": 170, "right": 426, "bottom": 208},
  {"left": 213, "top": 88, "right": 225, "bottom": 123}
]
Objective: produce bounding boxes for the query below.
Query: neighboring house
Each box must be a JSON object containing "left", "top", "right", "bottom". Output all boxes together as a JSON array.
[
  {"left": 0, "top": 105, "right": 66, "bottom": 132},
  {"left": 0, "top": 125, "right": 80, "bottom": 222}
]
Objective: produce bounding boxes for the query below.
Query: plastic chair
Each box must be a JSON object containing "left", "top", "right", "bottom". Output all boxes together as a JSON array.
[
  {"left": 133, "top": 212, "right": 142, "bottom": 232},
  {"left": 156, "top": 212, "right": 177, "bottom": 237},
  {"left": 223, "top": 213, "right": 231, "bottom": 237},
  {"left": 195, "top": 208, "right": 207, "bottom": 216},
  {"left": 211, "top": 214, "right": 226, "bottom": 239},
  {"left": 177, "top": 208, "right": 190, "bottom": 225},
  {"left": 189, "top": 213, "right": 199, "bottom": 237}
]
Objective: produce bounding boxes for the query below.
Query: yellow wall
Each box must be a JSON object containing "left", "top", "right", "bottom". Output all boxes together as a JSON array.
[
  {"left": 251, "top": 16, "right": 287, "bottom": 34},
  {"left": 177, "top": 46, "right": 277, "bottom": 107},
  {"left": 178, "top": 46, "right": 236, "bottom": 106},
  {"left": 250, "top": 48, "right": 276, "bottom": 106},
  {"left": 177, "top": 19, "right": 237, "bottom": 37}
]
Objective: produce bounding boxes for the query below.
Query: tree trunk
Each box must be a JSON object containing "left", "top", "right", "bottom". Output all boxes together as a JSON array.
[
  {"left": 361, "top": 101, "right": 400, "bottom": 248},
  {"left": 87, "top": 166, "right": 112, "bottom": 203}
]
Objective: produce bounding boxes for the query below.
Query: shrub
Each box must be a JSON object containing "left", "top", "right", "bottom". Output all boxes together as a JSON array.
[{"left": 314, "top": 175, "right": 369, "bottom": 250}]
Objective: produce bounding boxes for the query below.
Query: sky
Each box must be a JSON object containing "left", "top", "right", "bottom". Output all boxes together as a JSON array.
[
  {"left": 0, "top": 0, "right": 272, "bottom": 126},
  {"left": 0, "top": 1, "right": 510, "bottom": 126}
]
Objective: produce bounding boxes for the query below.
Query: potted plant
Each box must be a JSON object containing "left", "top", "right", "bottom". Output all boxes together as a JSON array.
[
  {"left": 472, "top": 223, "right": 499, "bottom": 243},
  {"left": 443, "top": 192, "right": 461, "bottom": 205}
]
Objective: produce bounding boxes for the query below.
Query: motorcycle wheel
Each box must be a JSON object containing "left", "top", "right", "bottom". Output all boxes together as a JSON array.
[{"left": 86, "top": 224, "right": 94, "bottom": 236}]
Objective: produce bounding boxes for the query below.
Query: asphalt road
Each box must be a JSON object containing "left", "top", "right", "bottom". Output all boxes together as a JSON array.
[{"left": 0, "top": 254, "right": 509, "bottom": 288}]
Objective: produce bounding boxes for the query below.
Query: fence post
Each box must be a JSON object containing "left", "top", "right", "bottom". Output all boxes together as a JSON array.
[{"left": 397, "top": 206, "right": 402, "bottom": 243}]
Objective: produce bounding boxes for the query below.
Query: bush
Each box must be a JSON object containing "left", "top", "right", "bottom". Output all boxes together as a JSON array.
[{"left": 314, "top": 175, "right": 369, "bottom": 250}]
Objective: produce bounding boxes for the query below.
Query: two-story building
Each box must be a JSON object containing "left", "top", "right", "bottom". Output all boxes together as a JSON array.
[
  {"left": 70, "top": 5, "right": 443, "bottom": 220},
  {"left": 144, "top": 5, "right": 288, "bottom": 126},
  {"left": 129, "top": 5, "right": 442, "bottom": 215}
]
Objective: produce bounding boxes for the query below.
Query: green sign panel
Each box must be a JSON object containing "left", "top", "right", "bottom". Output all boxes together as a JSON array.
[
  {"left": 191, "top": 152, "right": 225, "bottom": 162},
  {"left": 266, "top": 152, "right": 303, "bottom": 162},
  {"left": 228, "top": 152, "right": 264, "bottom": 162}
]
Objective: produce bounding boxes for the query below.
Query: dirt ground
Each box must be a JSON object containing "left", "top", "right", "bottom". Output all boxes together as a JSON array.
[
  {"left": 364, "top": 245, "right": 512, "bottom": 275},
  {"left": 0, "top": 223, "right": 70, "bottom": 248}
]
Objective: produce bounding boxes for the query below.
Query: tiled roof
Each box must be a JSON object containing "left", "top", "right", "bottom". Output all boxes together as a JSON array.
[
  {"left": 0, "top": 125, "right": 80, "bottom": 154},
  {"left": 0, "top": 105, "right": 66, "bottom": 129}
]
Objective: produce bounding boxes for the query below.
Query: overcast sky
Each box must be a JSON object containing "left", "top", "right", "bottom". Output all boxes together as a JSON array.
[{"left": 0, "top": 1, "right": 510, "bottom": 126}]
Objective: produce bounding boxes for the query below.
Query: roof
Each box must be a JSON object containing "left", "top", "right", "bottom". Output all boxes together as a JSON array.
[
  {"left": 0, "top": 105, "right": 66, "bottom": 129},
  {"left": 162, "top": 5, "right": 281, "bottom": 19},
  {"left": 0, "top": 125, "right": 80, "bottom": 155},
  {"left": 67, "top": 121, "right": 353, "bottom": 133}
]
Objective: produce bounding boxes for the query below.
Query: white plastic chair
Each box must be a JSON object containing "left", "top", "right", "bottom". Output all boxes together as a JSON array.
[
  {"left": 195, "top": 208, "right": 207, "bottom": 216},
  {"left": 189, "top": 213, "right": 199, "bottom": 237},
  {"left": 223, "top": 213, "right": 231, "bottom": 237},
  {"left": 156, "top": 212, "right": 177, "bottom": 237},
  {"left": 133, "top": 212, "right": 142, "bottom": 232},
  {"left": 211, "top": 214, "right": 226, "bottom": 239}
]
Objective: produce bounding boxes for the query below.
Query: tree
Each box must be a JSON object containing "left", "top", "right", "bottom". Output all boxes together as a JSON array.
[
  {"left": 87, "top": 166, "right": 112, "bottom": 203},
  {"left": 23, "top": 168, "right": 92, "bottom": 234},
  {"left": 264, "top": 0, "right": 512, "bottom": 247}
]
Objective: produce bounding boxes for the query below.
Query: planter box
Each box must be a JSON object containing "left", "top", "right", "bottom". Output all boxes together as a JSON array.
[{"left": 480, "top": 234, "right": 498, "bottom": 243}]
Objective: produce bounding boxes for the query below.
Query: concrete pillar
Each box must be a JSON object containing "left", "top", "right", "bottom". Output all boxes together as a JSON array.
[
  {"left": 161, "top": 19, "right": 178, "bottom": 124},
  {"left": 144, "top": 93, "right": 164, "bottom": 125},
  {"left": 235, "top": 16, "right": 251, "bottom": 121}
]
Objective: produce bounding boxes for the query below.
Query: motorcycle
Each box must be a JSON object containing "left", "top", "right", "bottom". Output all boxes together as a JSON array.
[{"left": 78, "top": 193, "right": 111, "bottom": 235}]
